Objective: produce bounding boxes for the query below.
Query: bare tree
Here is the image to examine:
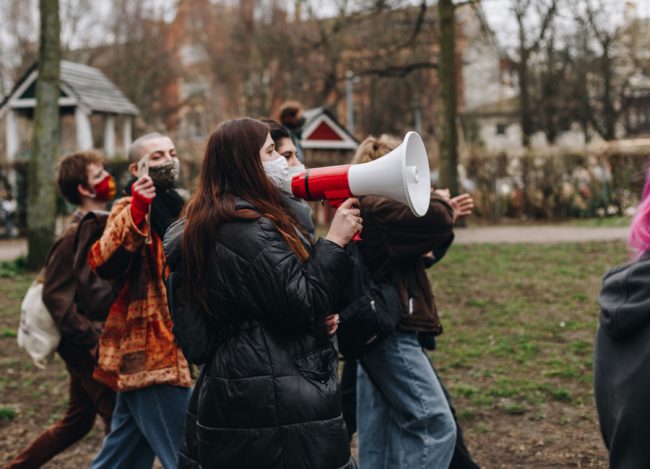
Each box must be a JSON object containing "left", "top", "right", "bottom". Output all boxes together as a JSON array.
[
  {"left": 580, "top": 0, "right": 636, "bottom": 141},
  {"left": 533, "top": 26, "right": 574, "bottom": 143},
  {"left": 193, "top": 0, "right": 439, "bottom": 136},
  {"left": 27, "top": 0, "right": 60, "bottom": 268},
  {"left": 93, "top": 0, "right": 180, "bottom": 130},
  {"left": 0, "top": 0, "right": 38, "bottom": 92},
  {"left": 512, "top": 0, "right": 558, "bottom": 147},
  {"left": 437, "top": 0, "right": 458, "bottom": 193}
]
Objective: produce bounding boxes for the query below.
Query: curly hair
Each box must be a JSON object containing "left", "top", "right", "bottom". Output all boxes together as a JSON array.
[
  {"left": 350, "top": 134, "right": 401, "bottom": 165},
  {"left": 57, "top": 151, "right": 103, "bottom": 205}
]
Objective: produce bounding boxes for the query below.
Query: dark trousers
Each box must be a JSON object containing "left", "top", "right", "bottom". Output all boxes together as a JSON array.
[
  {"left": 341, "top": 357, "right": 358, "bottom": 441},
  {"left": 6, "top": 347, "right": 116, "bottom": 469}
]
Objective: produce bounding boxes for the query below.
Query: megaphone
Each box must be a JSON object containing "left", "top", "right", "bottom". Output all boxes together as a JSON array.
[{"left": 291, "top": 131, "right": 431, "bottom": 218}]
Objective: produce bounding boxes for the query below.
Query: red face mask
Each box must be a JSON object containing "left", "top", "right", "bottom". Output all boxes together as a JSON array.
[{"left": 93, "top": 174, "right": 116, "bottom": 202}]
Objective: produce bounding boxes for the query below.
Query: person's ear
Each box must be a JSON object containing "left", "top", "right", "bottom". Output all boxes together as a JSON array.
[
  {"left": 128, "top": 162, "right": 138, "bottom": 178},
  {"left": 78, "top": 183, "right": 94, "bottom": 199}
]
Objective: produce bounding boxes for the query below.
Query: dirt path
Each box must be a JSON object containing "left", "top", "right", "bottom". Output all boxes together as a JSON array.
[
  {"left": 454, "top": 226, "right": 628, "bottom": 245},
  {"left": 0, "top": 239, "right": 27, "bottom": 262}
]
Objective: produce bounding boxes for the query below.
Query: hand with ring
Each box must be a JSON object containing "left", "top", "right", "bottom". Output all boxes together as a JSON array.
[{"left": 325, "top": 198, "right": 363, "bottom": 247}]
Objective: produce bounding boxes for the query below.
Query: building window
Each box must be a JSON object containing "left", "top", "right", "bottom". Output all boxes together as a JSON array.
[
  {"left": 496, "top": 123, "right": 507, "bottom": 135},
  {"left": 181, "top": 44, "right": 208, "bottom": 66},
  {"left": 180, "top": 79, "right": 209, "bottom": 100},
  {"left": 186, "top": 110, "right": 205, "bottom": 141}
]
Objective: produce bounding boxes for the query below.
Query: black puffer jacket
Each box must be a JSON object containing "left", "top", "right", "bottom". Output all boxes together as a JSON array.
[
  {"left": 164, "top": 200, "right": 356, "bottom": 469},
  {"left": 595, "top": 252, "right": 650, "bottom": 469}
]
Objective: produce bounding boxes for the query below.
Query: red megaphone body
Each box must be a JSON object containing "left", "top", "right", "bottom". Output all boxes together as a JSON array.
[{"left": 291, "top": 131, "right": 432, "bottom": 240}]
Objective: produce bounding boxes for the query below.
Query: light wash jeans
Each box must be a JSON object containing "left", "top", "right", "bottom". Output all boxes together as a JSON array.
[
  {"left": 357, "top": 330, "right": 456, "bottom": 469},
  {"left": 90, "top": 384, "right": 191, "bottom": 469}
]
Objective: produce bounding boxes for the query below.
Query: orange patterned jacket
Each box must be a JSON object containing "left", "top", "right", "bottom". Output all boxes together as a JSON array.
[{"left": 88, "top": 197, "right": 191, "bottom": 392}]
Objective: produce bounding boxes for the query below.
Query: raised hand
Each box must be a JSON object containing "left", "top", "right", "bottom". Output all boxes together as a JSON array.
[
  {"left": 450, "top": 193, "right": 474, "bottom": 221},
  {"left": 130, "top": 176, "right": 156, "bottom": 225}
]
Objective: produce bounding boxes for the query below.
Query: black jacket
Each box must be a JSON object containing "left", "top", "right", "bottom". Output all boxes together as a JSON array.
[
  {"left": 164, "top": 199, "right": 356, "bottom": 469},
  {"left": 594, "top": 253, "right": 650, "bottom": 469}
]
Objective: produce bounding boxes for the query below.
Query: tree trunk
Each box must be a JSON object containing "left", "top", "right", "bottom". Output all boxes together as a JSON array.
[
  {"left": 436, "top": 0, "right": 459, "bottom": 194},
  {"left": 27, "top": 0, "right": 60, "bottom": 269},
  {"left": 518, "top": 46, "right": 532, "bottom": 147},
  {"left": 602, "top": 47, "right": 616, "bottom": 141}
]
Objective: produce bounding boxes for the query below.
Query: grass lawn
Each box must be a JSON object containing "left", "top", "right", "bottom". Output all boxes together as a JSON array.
[
  {"left": 0, "top": 262, "right": 104, "bottom": 468},
  {"left": 561, "top": 216, "right": 631, "bottom": 228},
  {"left": 0, "top": 241, "right": 629, "bottom": 467},
  {"left": 430, "top": 240, "right": 627, "bottom": 467}
]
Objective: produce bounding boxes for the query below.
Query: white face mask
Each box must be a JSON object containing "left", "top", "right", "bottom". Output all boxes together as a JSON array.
[
  {"left": 263, "top": 156, "right": 292, "bottom": 194},
  {"left": 288, "top": 163, "right": 306, "bottom": 179}
]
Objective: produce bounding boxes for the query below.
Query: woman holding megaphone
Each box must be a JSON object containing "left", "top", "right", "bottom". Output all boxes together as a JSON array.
[
  {"left": 349, "top": 135, "right": 478, "bottom": 469},
  {"left": 164, "top": 117, "right": 359, "bottom": 469}
]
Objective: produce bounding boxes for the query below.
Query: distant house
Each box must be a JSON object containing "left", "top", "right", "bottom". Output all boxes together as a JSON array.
[
  {"left": 0, "top": 60, "right": 139, "bottom": 164},
  {"left": 463, "top": 6, "right": 650, "bottom": 154},
  {"left": 464, "top": 96, "right": 590, "bottom": 155},
  {"left": 301, "top": 107, "right": 358, "bottom": 167},
  {"left": 624, "top": 72, "right": 650, "bottom": 137},
  {"left": 299, "top": 107, "right": 358, "bottom": 225},
  {"left": 0, "top": 61, "right": 139, "bottom": 232},
  {"left": 464, "top": 96, "right": 520, "bottom": 154}
]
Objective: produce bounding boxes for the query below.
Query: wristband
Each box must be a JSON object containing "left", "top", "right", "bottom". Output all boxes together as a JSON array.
[{"left": 131, "top": 190, "right": 152, "bottom": 225}]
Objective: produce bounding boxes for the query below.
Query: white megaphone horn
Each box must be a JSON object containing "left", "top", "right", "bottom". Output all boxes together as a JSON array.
[{"left": 291, "top": 131, "right": 431, "bottom": 219}]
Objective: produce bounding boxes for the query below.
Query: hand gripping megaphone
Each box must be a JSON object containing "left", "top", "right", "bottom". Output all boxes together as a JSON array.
[{"left": 291, "top": 132, "right": 432, "bottom": 239}]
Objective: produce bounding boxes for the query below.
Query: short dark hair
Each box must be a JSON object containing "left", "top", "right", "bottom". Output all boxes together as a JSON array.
[
  {"left": 128, "top": 132, "right": 168, "bottom": 163},
  {"left": 261, "top": 119, "right": 291, "bottom": 145},
  {"left": 57, "top": 151, "right": 103, "bottom": 205}
]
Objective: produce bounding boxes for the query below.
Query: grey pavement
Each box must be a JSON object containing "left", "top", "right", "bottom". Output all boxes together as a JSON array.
[
  {"left": 454, "top": 225, "right": 629, "bottom": 245},
  {"left": 0, "top": 239, "right": 27, "bottom": 262}
]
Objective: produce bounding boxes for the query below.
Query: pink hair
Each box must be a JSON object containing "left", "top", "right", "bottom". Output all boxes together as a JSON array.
[{"left": 629, "top": 166, "right": 650, "bottom": 257}]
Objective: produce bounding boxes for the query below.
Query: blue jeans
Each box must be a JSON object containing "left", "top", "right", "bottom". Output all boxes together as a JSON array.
[
  {"left": 90, "top": 384, "right": 191, "bottom": 469},
  {"left": 357, "top": 330, "right": 456, "bottom": 469}
]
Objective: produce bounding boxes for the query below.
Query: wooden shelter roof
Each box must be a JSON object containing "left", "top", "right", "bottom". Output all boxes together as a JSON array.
[{"left": 0, "top": 61, "right": 139, "bottom": 116}]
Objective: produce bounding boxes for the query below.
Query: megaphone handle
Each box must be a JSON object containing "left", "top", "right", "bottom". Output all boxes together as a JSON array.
[{"left": 327, "top": 198, "right": 363, "bottom": 243}]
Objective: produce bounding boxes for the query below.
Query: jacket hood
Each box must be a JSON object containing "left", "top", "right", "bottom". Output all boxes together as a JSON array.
[
  {"left": 163, "top": 218, "right": 185, "bottom": 272},
  {"left": 599, "top": 253, "right": 650, "bottom": 341}
]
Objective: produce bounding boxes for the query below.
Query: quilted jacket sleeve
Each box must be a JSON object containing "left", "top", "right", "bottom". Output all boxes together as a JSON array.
[
  {"left": 88, "top": 197, "right": 148, "bottom": 279},
  {"left": 242, "top": 237, "right": 353, "bottom": 333}
]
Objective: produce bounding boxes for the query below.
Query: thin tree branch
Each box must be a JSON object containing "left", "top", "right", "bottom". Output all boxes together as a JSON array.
[{"left": 354, "top": 61, "right": 438, "bottom": 78}]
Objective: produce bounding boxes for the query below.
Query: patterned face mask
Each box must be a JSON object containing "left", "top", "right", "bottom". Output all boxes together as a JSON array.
[
  {"left": 263, "top": 155, "right": 292, "bottom": 194},
  {"left": 148, "top": 158, "right": 180, "bottom": 189},
  {"left": 92, "top": 174, "right": 116, "bottom": 201}
]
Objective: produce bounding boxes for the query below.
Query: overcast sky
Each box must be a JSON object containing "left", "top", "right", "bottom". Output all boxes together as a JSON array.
[
  {"left": 482, "top": 0, "right": 650, "bottom": 46},
  {"left": 3, "top": 0, "right": 650, "bottom": 59}
]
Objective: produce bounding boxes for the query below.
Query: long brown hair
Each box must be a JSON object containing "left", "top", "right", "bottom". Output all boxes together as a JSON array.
[{"left": 180, "top": 117, "right": 308, "bottom": 312}]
